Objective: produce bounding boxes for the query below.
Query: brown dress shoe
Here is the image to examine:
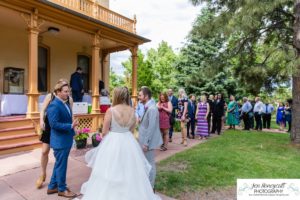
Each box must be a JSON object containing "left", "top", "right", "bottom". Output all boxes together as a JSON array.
[
  {"left": 58, "top": 189, "right": 77, "bottom": 198},
  {"left": 47, "top": 188, "right": 58, "bottom": 194}
]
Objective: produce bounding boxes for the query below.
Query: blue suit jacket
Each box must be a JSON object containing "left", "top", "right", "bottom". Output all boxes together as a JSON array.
[
  {"left": 70, "top": 72, "right": 83, "bottom": 92},
  {"left": 47, "top": 98, "right": 75, "bottom": 149},
  {"left": 187, "top": 100, "right": 196, "bottom": 119},
  {"left": 170, "top": 96, "right": 178, "bottom": 117}
]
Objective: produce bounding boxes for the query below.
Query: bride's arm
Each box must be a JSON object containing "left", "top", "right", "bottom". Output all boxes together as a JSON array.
[
  {"left": 102, "top": 108, "right": 112, "bottom": 137},
  {"left": 130, "top": 109, "right": 137, "bottom": 133}
]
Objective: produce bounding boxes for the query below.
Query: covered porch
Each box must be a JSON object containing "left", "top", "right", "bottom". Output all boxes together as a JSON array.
[
  {"left": 0, "top": 0, "right": 150, "bottom": 154},
  {"left": 0, "top": 0, "right": 149, "bottom": 132}
]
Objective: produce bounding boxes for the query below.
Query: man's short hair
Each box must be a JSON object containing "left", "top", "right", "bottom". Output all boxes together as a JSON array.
[
  {"left": 76, "top": 67, "right": 82, "bottom": 71},
  {"left": 140, "top": 86, "right": 152, "bottom": 99}
]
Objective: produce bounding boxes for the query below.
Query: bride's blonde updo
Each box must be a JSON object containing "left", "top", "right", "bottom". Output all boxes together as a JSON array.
[{"left": 112, "top": 87, "right": 130, "bottom": 106}]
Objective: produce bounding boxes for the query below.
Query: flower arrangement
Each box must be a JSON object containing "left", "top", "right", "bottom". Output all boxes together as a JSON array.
[
  {"left": 92, "top": 132, "right": 102, "bottom": 147},
  {"left": 75, "top": 128, "right": 90, "bottom": 141}
]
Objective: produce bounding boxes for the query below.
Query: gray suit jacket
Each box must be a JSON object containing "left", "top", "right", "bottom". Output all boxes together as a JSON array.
[{"left": 138, "top": 104, "right": 163, "bottom": 150}]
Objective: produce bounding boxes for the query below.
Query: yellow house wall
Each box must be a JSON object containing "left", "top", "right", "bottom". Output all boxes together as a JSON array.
[
  {"left": 0, "top": 27, "right": 98, "bottom": 94},
  {"left": 41, "top": 36, "right": 92, "bottom": 91},
  {"left": 0, "top": 28, "right": 28, "bottom": 94}
]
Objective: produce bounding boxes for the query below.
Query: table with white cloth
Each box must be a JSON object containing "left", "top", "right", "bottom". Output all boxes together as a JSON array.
[
  {"left": 0, "top": 94, "right": 46, "bottom": 116},
  {"left": 0, "top": 94, "right": 109, "bottom": 116}
]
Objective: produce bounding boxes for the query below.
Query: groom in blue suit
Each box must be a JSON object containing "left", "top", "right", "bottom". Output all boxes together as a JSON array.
[{"left": 46, "top": 82, "right": 78, "bottom": 198}]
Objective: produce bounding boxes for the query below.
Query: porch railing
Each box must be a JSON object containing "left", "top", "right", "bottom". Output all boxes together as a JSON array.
[{"left": 48, "top": 0, "right": 136, "bottom": 33}]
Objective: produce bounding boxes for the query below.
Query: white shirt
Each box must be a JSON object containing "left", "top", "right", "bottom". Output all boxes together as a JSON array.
[
  {"left": 254, "top": 101, "right": 265, "bottom": 114},
  {"left": 264, "top": 104, "right": 274, "bottom": 114}
]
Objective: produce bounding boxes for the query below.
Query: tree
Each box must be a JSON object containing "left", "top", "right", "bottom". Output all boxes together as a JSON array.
[
  {"left": 109, "top": 70, "right": 125, "bottom": 92},
  {"left": 122, "top": 41, "right": 178, "bottom": 98},
  {"left": 176, "top": 9, "right": 240, "bottom": 97},
  {"left": 292, "top": 1, "right": 300, "bottom": 143},
  {"left": 189, "top": 0, "right": 299, "bottom": 143}
]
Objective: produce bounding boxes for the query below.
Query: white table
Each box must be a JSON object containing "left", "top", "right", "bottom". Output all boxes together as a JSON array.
[
  {"left": 0, "top": 94, "right": 108, "bottom": 116},
  {"left": 0, "top": 94, "right": 46, "bottom": 116}
]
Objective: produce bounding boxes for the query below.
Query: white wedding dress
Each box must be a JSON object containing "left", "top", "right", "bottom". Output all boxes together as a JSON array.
[{"left": 79, "top": 107, "right": 161, "bottom": 200}]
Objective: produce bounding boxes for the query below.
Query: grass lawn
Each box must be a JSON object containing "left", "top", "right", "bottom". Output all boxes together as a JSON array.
[{"left": 156, "top": 130, "right": 300, "bottom": 198}]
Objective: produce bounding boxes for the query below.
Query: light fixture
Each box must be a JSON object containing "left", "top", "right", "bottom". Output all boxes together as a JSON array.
[
  {"left": 47, "top": 27, "right": 60, "bottom": 35},
  {"left": 40, "top": 27, "right": 60, "bottom": 35}
]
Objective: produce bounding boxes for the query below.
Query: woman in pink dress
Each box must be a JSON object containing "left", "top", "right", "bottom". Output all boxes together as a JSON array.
[{"left": 157, "top": 92, "right": 173, "bottom": 151}]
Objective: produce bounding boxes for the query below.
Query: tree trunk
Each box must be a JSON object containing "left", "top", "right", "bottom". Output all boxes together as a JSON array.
[{"left": 292, "top": 1, "right": 300, "bottom": 143}]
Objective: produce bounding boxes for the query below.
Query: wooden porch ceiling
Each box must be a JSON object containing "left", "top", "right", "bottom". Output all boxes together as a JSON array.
[{"left": 0, "top": 0, "right": 150, "bottom": 53}]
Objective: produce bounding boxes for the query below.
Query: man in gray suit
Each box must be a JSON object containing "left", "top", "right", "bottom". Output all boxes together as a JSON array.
[{"left": 138, "top": 87, "right": 163, "bottom": 189}]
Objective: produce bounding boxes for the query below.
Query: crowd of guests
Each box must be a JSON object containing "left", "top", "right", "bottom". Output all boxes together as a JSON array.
[
  {"left": 144, "top": 89, "right": 293, "bottom": 152},
  {"left": 137, "top": 88, "right": 229, "bottom": 151},
  {"left": 240, "top": 97, "right": 292, "bottom": 132}
]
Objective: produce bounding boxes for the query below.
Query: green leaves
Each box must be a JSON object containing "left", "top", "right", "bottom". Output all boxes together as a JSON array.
[
  {"left": 187, "top": 0, "right": 294, "bottom": 95},
  {"left": 115, "top": 41, "right": 179, "bottom": 98}
]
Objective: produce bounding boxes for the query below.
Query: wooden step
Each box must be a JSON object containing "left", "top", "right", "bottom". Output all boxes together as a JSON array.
[
  {"left": 0, "top": 132, "right": 39, "bottom": 145},
  {"left": 0, "top": 126, "right": 36, "bottom": 137},
  {"left": 0, "top": 117, "right": 38, "bottom": 129},
  {"left": 0, "top": 141, "right": 42, "bottom": 155}
]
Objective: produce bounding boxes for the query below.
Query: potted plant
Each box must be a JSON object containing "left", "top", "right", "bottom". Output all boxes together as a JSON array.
[
  {"left": 75, "top": 128, "right": 90, "bottom": 149},
  {"left": 91, "top": 133, "right": 102, "bottom": 147}
]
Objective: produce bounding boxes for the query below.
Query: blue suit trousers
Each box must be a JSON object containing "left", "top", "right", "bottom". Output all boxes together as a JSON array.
[{"left": 48, "top": 148, "right": 71, "bottom": 192}]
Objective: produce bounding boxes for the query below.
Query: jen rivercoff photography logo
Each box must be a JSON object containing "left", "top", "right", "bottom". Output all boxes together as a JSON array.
[{"left": 237, "top": 179, "right": 300, "bottom": 200}]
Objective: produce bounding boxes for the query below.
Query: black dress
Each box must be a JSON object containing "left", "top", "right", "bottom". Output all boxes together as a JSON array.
[{"left": 40, "top": 95, "right": 71, "bottom": 144}]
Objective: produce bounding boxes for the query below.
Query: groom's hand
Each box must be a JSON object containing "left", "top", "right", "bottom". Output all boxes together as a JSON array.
[{"left": 142, "top": 145, "right": 148, "bottom": 152}]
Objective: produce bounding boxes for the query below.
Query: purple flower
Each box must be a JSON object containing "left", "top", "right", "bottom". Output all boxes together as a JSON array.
[
  {"left": 95, "top": 134, "right": 102, "bottom": 142},
  {"left": 82, "top": 128, "right": 91, "bottom": 133}
]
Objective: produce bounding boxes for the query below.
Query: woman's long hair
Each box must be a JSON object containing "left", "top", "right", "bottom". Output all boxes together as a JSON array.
[
  {"left": 112, "top": 87, "right": 130, "bottom": 106},
  {"left": 178, "top": 88, "right": 187, "bottom": 98},
  {"left": 159, "top": 92, "right": 169, "bottom": 103}
]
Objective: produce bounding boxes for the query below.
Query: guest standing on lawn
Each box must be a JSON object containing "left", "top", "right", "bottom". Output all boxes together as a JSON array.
[
  {"left": 157, "top": 92, "right": 172, "bottom": 151},
  {"left": 167, "top": 89, "right": 178, "bottom": 143},
  {"left": 196, "top": 95, "right": 210, "bottom": 140},
  {"left": 276, "top": 102, "right": 285, "bottom": 131},
  {"left": 226, "top": 95, "right": 239, "bottom": 130},
  {"left": 187, "top": 94, "right": 197, "bottom": 139},
  {"left": 176, "top": 88, "right": 188, "bottom": 146},
  {"left": 211, "top": 93, "right": 225, "bottom": 135},
  {"left": 285, "top": 100, "right": 292, "bottom": 132}
]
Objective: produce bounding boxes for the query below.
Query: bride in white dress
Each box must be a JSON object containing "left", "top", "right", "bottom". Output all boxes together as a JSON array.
[{"left": 79, "top": 87, "right": 161, "bottom": 200}]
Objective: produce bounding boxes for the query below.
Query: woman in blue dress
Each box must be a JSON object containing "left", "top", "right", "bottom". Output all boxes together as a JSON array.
[{"left": 276, "top": 102, "right": 285, "bottom": 131}]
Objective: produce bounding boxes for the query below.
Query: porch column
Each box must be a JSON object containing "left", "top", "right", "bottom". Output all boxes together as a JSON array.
[
  {"left": 22, "top": 10, "right": 43, "bottom": 118},
  {"left": 130, "top": 46, "right": 138, "bottom": 106},
  {"left": 102, "top": 53, "right": 110, "bottom": 92},
  {"left": 91, "top": 32, "right": 101, "bottom": 114}
]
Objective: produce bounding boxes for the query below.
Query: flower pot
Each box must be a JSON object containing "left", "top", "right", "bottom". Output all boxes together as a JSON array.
[
  {"left": 92, "top": 138, "right": 100, "bottom": 147},
  {"left": 91, "top": 133, "right": 102, "bottom": 147},
  {"left": 76, "top": 139, "right": 87, "bottom": 149}
]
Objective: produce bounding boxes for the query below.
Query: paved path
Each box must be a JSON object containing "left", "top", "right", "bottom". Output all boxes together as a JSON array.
[{"left": 0, "top": 132, "right": 214, "bottom": 200}]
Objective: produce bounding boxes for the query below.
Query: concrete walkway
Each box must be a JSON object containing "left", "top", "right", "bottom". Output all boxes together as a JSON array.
[{"left": 0, "top": 132, "right": 214, "bottom": 200}]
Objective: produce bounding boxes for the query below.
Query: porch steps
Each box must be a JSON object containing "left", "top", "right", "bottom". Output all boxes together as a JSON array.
[{"left": 0, "top": 117, "right": 41, "bottom": 155}]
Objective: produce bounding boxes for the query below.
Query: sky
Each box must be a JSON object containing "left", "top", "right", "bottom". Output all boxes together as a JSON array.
[{"left": 109, "top": 0, "right": 201, "bottom": 75}]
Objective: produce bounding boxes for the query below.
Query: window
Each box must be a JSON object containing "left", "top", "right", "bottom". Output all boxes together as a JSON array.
[
  {"left": 77, "top": 55, "right": 90, "bottom": 92},
  {"left": 38, "top": 46, "right": 49, "bottom": 92}
]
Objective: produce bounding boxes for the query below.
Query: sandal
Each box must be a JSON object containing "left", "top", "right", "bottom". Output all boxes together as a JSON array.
[{"left": 160, "top": 146, "right": 167, "bottom": 151}]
